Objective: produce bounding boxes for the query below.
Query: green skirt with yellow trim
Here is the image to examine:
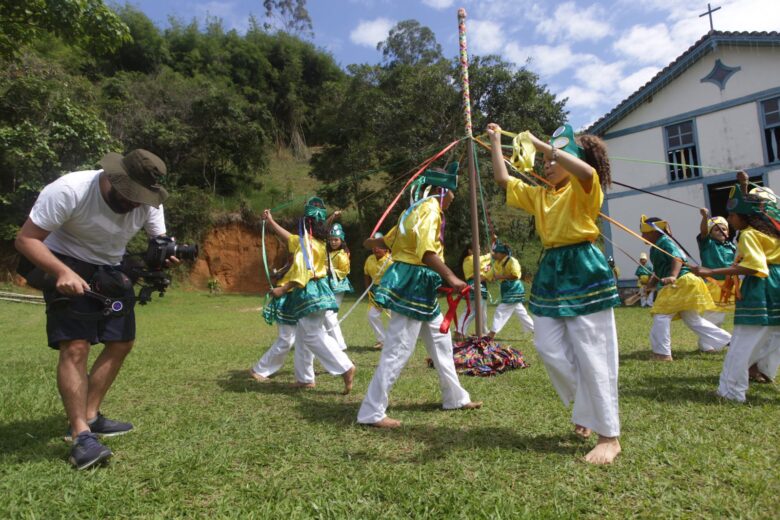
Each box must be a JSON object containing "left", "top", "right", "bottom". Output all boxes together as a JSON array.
[
  {"left": 373, "top": 262, "right": 442, "bottom": 322},
  {"left": 530, "top": 242, "right": 620, "bottom": 318},
  {"left": 500, "top": 280, "right": 525, "bottom": 304},
  {"left": 734, "top": 264, "right": 780, "bottom": 326},
  {"left": 652, "top": 272, "right": 717, "bottom": 318},
  {"left": 286, "top": 278, "right": 338, "bottom": 320},
  {"left": 262, "top": 293, "right": 297, "bottom": 325},
  {"left": 329, "top": 275, "right": 354, "bottom": 295}
]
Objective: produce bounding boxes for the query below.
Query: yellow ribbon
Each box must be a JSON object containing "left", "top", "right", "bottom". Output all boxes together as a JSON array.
[{"left": 499, "top": 129, "right": 536, "bottom": 173}]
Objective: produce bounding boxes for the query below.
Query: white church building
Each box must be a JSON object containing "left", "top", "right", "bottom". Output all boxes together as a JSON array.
[{"left": 587, "top": 30, "right": 780, "bottom": 287}]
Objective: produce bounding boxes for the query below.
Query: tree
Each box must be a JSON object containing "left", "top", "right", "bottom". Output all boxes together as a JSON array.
[
  {"left": 263, "top": 0, "right": 312, "bottom": 37},
  {"left": 0, "top": 0, "right": 130, "bottom": 60},
  {"left": 377, "top": 19, "right": 442, "bottom": 66}
]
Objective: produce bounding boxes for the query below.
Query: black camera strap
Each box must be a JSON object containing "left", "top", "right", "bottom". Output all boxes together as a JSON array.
[{"left": 46, "top": 290, "right": 134, "bottom": 320}]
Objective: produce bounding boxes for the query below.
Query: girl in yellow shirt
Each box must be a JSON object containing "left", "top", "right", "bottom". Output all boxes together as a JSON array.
[
  {"left": 324, "top": 223, "right": 352, "bottom": 350},
  {"left": 455, "top": 246, "right": 492, "bottom": 339},
  {"left": 488, "top": 122, "right": 621, "bottom": 465}
]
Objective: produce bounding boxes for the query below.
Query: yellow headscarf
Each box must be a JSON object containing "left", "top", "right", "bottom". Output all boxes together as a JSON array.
[{"left": 640, "top": 214, "right": 668, "bottom": 233}]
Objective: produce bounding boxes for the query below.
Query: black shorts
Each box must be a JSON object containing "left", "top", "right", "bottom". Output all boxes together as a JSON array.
[{"left": 42, "top": 256, "right": 136, "bottom": 349}]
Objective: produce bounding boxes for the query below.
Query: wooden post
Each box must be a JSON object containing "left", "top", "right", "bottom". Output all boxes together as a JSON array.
[{"left": 458, "top": 8, "right": 484, "bottom": 336}]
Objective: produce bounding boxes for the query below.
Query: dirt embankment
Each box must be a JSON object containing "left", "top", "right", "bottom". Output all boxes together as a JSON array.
[{"left": 190, "top": 221, "right": 285, "bottom": 293}]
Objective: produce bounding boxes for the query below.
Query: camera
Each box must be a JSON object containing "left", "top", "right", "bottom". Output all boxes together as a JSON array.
[
  {"left": 123, "top": 237, "right": 199, "bottom": 304},
  {"left": 144, "top": 236, "right": 198, "bottom": 270}
]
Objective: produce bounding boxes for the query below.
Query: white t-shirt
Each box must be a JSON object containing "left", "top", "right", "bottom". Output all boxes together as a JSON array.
[{"left": 29, "top": 170, "right": 166, "bottom": 266}]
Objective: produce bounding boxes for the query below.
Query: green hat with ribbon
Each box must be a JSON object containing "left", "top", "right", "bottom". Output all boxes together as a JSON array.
[
  {"left": 726, "top": 185, "right": 760, "bottom": 216},
  {"left": 550, "top": 124, "right": 584, "bottom": 159},
  {"left": 304, "top": 196, "right": 327, "bottom": 222},
  {"left": 492, "top": 242, "right": 511, "bottom": 256},
  {"left": 329, "top": 223, "right": 345, "bottom": 239},
  {"left": 418, "top": 162, "right": 459, "bottom": 191}
]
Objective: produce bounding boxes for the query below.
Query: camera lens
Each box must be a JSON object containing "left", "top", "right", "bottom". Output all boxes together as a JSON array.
[{"left": 173, "top": 244, "right": 198, "bottom": 261}]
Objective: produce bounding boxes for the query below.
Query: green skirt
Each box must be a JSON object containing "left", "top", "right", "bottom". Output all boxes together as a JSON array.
[
  {"left": 286, "top": 278, "right": 338, "bottom": 320},
  {"left": 374, "top": 262, "right": 442, "bottom": 322},
  {"left": 500, "top": 280, "right": 526, "bottom": 304},
  {"left": 262, "top": 293, "right": 297, "bottom": 326},
  {"left": 467, "top": 278, "right": 488, "bottom": 301},
  {"left": 329, "top": 275, "right": 354, "bottom": 295},
  {"left": 734, "top": 264, "right": 780, "bottom": 326},
  {"left": 530, "top": 242, "right": 620, "bottom": 318}
]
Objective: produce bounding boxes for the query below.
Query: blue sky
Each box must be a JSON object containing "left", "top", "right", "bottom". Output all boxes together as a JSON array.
[{"left": 126, "top": 0, "right": 779, "bottom": 129}]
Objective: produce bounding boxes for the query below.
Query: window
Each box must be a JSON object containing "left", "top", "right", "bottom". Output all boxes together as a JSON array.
[
  {"left": 761, "top": 97, "right": 780, "bottom": 164},
  {"left": 665, "top": 121, "right": 701, "bottom": 182}
]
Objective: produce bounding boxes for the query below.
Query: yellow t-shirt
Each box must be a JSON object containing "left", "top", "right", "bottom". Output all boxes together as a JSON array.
[
  {"left": 286, "top": 234, "right": 328, "bottom": 289},
  {"left": 488, "top": 256, "right": 521, "bottom": 281},
  {"left": 382, "top": 198, "right": 443, "bottom": 265},
  {"left": 329, "top": 249, "right": 351, "bottom": 280},
  {"left": 364, "top": 253, "right": 393, "bottom": 284},
  {"left": 506, "top": 172, "right": 602, "bottom": 248},
  {"left": 736, "top": 227, "right": 780, "bottom": 277},
  {"left": 462, "top": 253, "right": 492, "bottom": 280}
]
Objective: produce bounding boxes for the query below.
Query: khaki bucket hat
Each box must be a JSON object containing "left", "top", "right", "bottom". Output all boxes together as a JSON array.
[{"left": 100, "top": 149, "right": 169, "bottom": 208}]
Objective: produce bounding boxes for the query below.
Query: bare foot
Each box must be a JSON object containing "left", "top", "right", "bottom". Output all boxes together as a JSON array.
[
  {"left": 574, "top": 424, "right": 592, "bottom": 439},
  {"left": 749, "top": 364, "right": 771, "bottom": 383},
  {"left": 249, "top": 370, "right": 269, "bottom": 382},
  {"left": 652, "top": 353, "right": 673, "bottom": 362},
  {"left": 291, "top": 381, "right": 316, "bottom": 389},
  {"left": 459, "top": 401, "right": 483, "bottom": 410},
  {"left": 368, "top": 417, "right": 401, "bottom": 429},
  {"left": 372, "top": 341, "right": 383, "bottom": 350},
  {"left": 342, "top": 366, "right": 356, "bottom": 395},
  {"left": 584, "top": 436, "right": 621, "bottom": 465}
]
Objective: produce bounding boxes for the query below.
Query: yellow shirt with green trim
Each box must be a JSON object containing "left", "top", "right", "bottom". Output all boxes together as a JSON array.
[
  {"left": 462, "top": 253, "right": 492, "bottom": 280},
  {"left": 488, "top": 256, "right": 521, "bottom": 281},
  {"left": 276, "top": 250, "right": 308, "bottom": 291},
  {"left": 364, "top": 253, "right": 393, "bottom": 284},
  {"left": 506, "top": 172, "right": 602, "bottom": 248},
  {"left": 329, "top": 249, "right": 351, "bottom": 280},
  {"left": 286, "top": 234, "right": 328, "bottom": 289},
  {"left": 382, "top": 198, "right": 443, "bottom": 265},
  {"left": 736, "top": 227, "right": 780, "bottom": 277}
]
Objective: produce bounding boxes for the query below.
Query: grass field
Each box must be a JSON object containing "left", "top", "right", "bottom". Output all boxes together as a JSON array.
[{"left": 1, "top": 291, "right": 778, "bottom": 518}]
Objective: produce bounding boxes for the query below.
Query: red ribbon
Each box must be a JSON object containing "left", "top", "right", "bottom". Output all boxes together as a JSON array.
[{"left": 438, "top": 285, "right": 472, "bottom": 334}]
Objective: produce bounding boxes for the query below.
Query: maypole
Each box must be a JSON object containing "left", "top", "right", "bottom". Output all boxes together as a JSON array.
[{"left": 458, "top": 8, "right": 484, "bottom": 336}]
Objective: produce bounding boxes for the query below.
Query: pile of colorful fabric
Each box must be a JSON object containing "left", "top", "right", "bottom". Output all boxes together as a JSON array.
[{"left": 429, "top": 336, "right": 529, "bottom": 376}]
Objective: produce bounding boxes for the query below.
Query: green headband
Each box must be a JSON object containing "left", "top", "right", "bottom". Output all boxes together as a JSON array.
[
  {"left": 417, "top": 162, "right": 459, "bottom": 192},
  {"left": 329, "top": 223, "right": 345, "bottom": 239},
  {"left": 550, "top": 124, "right": 584, "bottom": 159},
  {"left": 304, "top": 196, "right": 327, "bottom": 222},
  {"left": 492, "top": 242, "right": 511, "bottom": 256}
]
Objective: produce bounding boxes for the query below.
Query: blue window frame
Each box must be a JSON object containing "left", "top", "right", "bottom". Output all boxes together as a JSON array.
[
  {"left": 761, "top": 96, "right": 780, "bottom": 164},
  {"left": 664, "top": 120, "right": 701, "bottom": 182}
]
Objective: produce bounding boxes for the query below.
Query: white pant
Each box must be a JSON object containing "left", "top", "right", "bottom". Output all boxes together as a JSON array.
[
  {"left": 699, "top": 311, "right": 727, "bottom": 349},
  {"left": 757, "top": 331, "right": 780, "bottom": 379},
  {"left": 325, "top": 293, "right": 347, "bottom": 350},
  {"left": 357, "top": 313, "right": 472, "bottom": 424},
  {"left": 718, "top": 325, "right": 780, "bottom": 402},
  {"left": 640, "top": 287, "right": 654, "bottom": 307},
  {"left": 534, "top": 309, "right": 620, "bottom": 437},
  {"left": 458, "top": 299, "right": 488, "bottom": 336},
  {"left": 368, "top": 306, "right": 386, "bottom": 344},
  {"left": 293, "top": 312, "right": 354, "bottom": 384},
  {"left": 252, "top": 323, "right": 296, "bottom": 377},
  {"left": 490, "top": 302, "right": 534, "bottom": 335},
  {"left": 650, "top": 311, "right": 731, "bottom": 356}
]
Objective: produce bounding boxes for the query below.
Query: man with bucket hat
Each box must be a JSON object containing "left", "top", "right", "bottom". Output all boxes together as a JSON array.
[{"left": 15, "top": 149, "right": 176, "bottom": 470}]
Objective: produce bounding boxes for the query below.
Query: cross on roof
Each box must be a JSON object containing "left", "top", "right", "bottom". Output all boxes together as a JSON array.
[{"left": 699, "top": 3, "right": 721, "bottom": 32}]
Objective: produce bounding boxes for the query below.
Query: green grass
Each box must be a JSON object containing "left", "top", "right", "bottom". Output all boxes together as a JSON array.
[{"left": 1, "top": 292, "right": 778, "bottom": 518}]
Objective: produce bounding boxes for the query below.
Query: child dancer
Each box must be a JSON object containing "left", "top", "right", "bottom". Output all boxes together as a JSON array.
[
  {"left": 357, "top": 165, "right": 481, "bottom": 429},
  {"left": 262, "top": 198, "right": 356, "bottom": 394},
  {"left": 641, "top": 215, "right": 731, "bottom": 359},
  {"left": 488, "top": 122, "right": 621, "bottom": 464},
  {"left": 486, "top": 242, "right": 534, "bottom": 338},
  {"left": 363, "top": 235, "right": 393, "bottom": 349},
  {"left": 635, "top": 252, "right": 654, "bottom": 307},
  {"left": 455, "top": 246, "right": 492, "bottom": 339},
  {"left": 325, "top": 223, "right": 353, "bottom": 350},
  {"left": 692, "top": 176, "right": 780, "bottom": 401},
  {"left": 697, "top": 208, "right": 736, "bottom": 330}
]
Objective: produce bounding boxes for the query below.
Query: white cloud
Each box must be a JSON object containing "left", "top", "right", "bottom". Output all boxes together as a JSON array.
[
  {"left": 194, "top": 1, "right": 249, "bottom": 32},
  {"left": 536, "top": 2, "right": 612, "bottom": 43},
  {"left": 617, "top": 66, "right": 660, "bottom": 98},
  {"left": 422, "top": 0, "right": 456, "bottom": 9},
  {"left": 469, "top": 19, "right": 504, "bottom": 55},
  {"left": 558, "top": 85, "right": 603, "bottom": 109},
  {"left": 349, "top": 18, "right": 395, "bottom": 48},
  {"left": 574, "top": 60, "right": 624, "bottom": 93},
  {"left": 506, "top": 43, "right": 596, "bottom": 77}
]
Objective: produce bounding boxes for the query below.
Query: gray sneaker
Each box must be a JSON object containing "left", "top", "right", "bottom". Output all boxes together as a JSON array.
[
  {"left": 69, "top": 432, "right": 112, "bottom": 470},
  {"left": 63, "top": 412, "right": 133, "bottom": 442}
]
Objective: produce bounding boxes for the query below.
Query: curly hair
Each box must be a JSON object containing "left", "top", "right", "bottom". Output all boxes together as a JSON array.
[
  {"left": 743, "top": 193, "right": 780, "bottom": 238},
  {"left": 577, "top": 134, "right": 611, "bottom": 189}
]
